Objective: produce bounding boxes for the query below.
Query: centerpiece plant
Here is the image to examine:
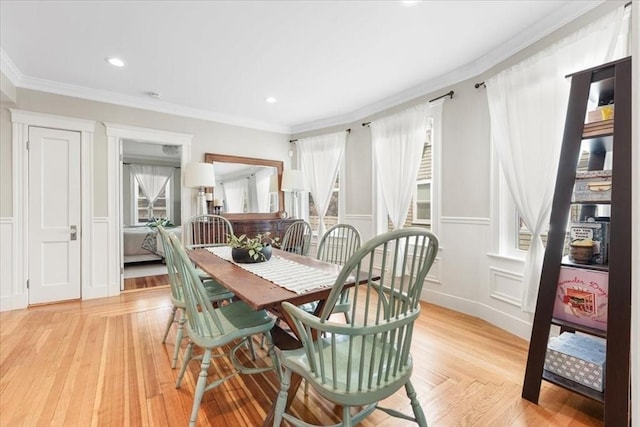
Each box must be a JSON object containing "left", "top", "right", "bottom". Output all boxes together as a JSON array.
[{"left": 227, "top": 232, "right": 280, "bottom": 263}]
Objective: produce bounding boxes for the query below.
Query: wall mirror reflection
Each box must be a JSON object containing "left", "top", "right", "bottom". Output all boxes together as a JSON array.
[{"left": 204, "top": 153, "right": 284, "bottom": 218}]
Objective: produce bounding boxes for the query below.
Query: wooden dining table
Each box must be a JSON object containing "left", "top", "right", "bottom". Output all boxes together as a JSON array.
[{"left": 187, "top": 247, "right": 361, "bottom": 427}]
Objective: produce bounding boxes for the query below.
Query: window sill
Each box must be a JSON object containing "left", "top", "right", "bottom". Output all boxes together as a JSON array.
[{"left": 487, "top": 252, "right": 526, "bottom": 264}]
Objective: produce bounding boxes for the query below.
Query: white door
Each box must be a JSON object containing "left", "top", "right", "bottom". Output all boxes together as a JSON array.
[{"left": 28, "top": 127, "right": 82, "bottom": 304}]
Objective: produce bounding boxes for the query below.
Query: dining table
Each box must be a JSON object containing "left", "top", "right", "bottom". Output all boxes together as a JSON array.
[{"left": 187, "top": 246, "right": 365, "bottom": 427}]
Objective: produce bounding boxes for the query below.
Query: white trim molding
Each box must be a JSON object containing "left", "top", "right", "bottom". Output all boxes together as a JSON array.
[
  {"left": 8, "top": 109, "right": 96, "bottom": 310},
  {"left": 104, "top": 122, "right": 193, "bottom": 293}
]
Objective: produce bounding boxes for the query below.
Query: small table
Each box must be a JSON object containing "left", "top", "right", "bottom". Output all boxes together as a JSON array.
[{"left": 187, "top": 247, "right": 359, "bottom": 426}]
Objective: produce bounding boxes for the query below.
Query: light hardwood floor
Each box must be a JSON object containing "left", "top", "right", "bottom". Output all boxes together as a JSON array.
[{"left": 0, "top": 285, "right": 604, "bottom": 426}]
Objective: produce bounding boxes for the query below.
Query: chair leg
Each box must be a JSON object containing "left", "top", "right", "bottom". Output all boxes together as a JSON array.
[
  {"left": 405, "top": 380, "right": 427, "bottom": 427},
  {"left": 176, "top": 341, "right": 194, "bottom": 388},
  {"left": 272, "top": 368, "right": 291, "bottom": 427},
  {"left": 189, "top": 348, "right": 212, "bottom": 427},
  {"left": 342, "top": 405, "right": 353, "bottom": 427},
  {"left": 162, "top": 305, "right": 177, "bottom": 343},
  {"left": 171, "top": 313, "right": 186, "bottom": 369}
]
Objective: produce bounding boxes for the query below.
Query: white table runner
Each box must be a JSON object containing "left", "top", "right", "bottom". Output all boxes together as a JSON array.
[{"left": 206, "top": 246, "right": 340, "bottom": 294}]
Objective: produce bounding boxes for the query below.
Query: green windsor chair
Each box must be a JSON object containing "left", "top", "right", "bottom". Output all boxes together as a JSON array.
[
  {"left": 280, "top": 220, "right": 313, "bottom": 256},
  {"left": 315, "top": 223, "right": 362, "bottom": 323},
  {"left": 272, "top": 227, "right": 438, "bottom": 427},
  {"left": 157, "top": 225, "right": 235, "bottom": 369},
  {"left": 183, "top": 214, "right": 237, "bottom": 282},
  {"left": 167, "top": 232, "right": 278, "bottom": 427}
]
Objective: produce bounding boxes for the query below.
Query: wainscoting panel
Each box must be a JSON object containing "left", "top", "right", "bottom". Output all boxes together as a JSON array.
[
  {"left": 0, "top": 218, "right": 27, "bottom": 311},
  {"left": 86, "top": 218, "right": 112, "bottom": 299},
  {"left": 489, "top": 267, "right": 523, "bottom": 308}
]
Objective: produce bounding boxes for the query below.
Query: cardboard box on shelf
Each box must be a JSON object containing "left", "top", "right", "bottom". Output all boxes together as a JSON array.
[{"left": 572, "top": 170, "right": 612, "bottom": 203}]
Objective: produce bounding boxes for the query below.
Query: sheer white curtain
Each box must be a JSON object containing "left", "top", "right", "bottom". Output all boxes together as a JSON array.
[
  {"left": 298, "top": 131, "right": 347, "bottom": 237},
  {"left": 129, "top": 164, "right": 174, "bottom": 219},
  {"left": 487, "top": 6, "right": 628, "bottom": 313},
  {"left": 222, "top": 179, "right": 247, "bottom": 212},
  {"left": 371, "top": 103, "right": 428, "bottom": 230},
  {"left": 255, "top": 167, "right": 275, "bottom": 213}
]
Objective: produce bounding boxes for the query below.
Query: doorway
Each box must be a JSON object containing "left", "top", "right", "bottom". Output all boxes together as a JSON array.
[
  {"left": 104, "top": 123, "right": 193, "bottom": 292},
  {"left": 121, "top": 140, "right": 182, "bottom": 288}
]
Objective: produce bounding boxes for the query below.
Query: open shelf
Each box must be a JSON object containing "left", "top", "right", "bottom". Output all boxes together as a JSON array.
[
  {"left": 561, "top": 256, "right": 608, "bottom": 272},
  {"left": 542, "top": 369, "right": 604, "bottom": 403},
  {"left": 551, "top": 318, "right": 607, "bottom": 339},
  {"left": 522, "top": 57, "right": 631, "bottom": 427}
]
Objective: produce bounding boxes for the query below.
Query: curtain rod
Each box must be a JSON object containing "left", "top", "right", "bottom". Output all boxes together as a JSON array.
[
  {"left": 474, "top": 81, "right": 486, "bottom": 89},
  {"left": 362, "top": 90, "right": 454, "bottom": 127},
  {"left": 429, "top": 90, "right": 454, "bottom": 103},
  {"left": 289, "top": 128, "right": 351, "bottom": 143}
]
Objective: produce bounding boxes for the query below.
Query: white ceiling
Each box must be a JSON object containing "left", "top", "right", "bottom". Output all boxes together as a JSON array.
[{"left": 0, "top": 1, "right": 602, "bottom": 134}]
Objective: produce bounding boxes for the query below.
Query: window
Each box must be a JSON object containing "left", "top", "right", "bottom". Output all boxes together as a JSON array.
[
  {"left": 414, "top": 180, "right": 432, "bottom": 225},
  {"left": 393, "top": 131, "right": 432, "bottom": 230},
  {"left": 515, "top": 148, "right": 593, "bottom": 252},
  {"left": 374, "top": 100, "right": 442, "bottom": 236},
  {"left": 411, "top": 134, "right": 432, "bottom": 227},
  {"left": 134, "top": 179, "right": 171, "bottom": 224},
  {"left": 308, "top": 175, "right": 339, "bottom": 233}
]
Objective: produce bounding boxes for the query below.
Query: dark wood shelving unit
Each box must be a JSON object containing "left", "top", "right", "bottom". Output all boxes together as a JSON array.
[{"left": 521, "top": 57, "right": 631, "bottom": 427}]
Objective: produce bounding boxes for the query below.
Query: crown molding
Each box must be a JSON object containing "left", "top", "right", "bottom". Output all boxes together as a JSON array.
[
  {"left": 0, "top": 48, "right": 23, "bottom": 84},
  {"left": 1, "top": 0, "right": 603, "bottom": 136},
  {"left": 290, "top": 0, "right": 604, "bottom": 134}
]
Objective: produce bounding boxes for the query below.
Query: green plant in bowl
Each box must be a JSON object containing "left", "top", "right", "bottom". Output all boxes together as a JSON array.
[{"left": 227, "top": 232, "right": 280, "bottom": 263}]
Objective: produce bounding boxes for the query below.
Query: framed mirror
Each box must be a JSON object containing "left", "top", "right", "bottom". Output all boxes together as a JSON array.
[{"left": 204, "top": 153, "right": 284, "bottom": 219}]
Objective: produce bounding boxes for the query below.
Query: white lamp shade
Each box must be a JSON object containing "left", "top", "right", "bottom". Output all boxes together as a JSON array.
[
  {"left": 269, "top": 173, "right": 279, "bottom": 193},
  {"left": 281, "top": 169, "right": 306, "bottom": 192},
  {"left": 184, "top": 162, "right": 216, "bottom": 188}
]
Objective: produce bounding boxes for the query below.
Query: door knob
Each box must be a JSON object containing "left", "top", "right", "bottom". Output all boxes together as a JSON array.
[{"left": 70, "top": 225, "right": 78, "bottom": 241}]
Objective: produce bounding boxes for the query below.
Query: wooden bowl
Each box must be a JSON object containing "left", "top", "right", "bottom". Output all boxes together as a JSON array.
[{"left": 569, "top": 244, "right": 594, "bottom": 264}]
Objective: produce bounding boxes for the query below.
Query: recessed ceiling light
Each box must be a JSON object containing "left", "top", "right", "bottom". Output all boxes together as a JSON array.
[
  {"left": 106, "top": 57, "right": 125, "bottom": 67},
  {"left": 265, "top": 97, "right": 277, "bottom": 104}
]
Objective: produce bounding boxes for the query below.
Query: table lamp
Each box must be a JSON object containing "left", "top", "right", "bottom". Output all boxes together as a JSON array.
[
  {"left": 281, "top": 169, "right": 306, "bottom": 218},
  {"left": 184, "top": 162, "right": 216, "bottom": 216}
]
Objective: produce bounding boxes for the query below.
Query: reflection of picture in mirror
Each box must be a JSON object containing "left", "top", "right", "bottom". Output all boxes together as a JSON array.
[{"left": 215, "top": 162, "right": 279, "bottom": 213}]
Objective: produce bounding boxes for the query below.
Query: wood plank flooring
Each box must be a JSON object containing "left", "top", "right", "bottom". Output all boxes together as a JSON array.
[
  {"left": 0, "top": 285, "right": 604, "bottom": 426},
  {"left": 123, "top": 274, "right": 170, "bottom": 291}
]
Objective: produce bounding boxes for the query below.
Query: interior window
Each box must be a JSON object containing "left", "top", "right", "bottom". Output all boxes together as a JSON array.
[{"left": 134, "top": 179, "right": 171, "bottom": 224}]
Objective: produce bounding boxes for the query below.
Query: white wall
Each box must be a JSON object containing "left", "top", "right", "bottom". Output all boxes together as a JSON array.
[
  {"left": 0, "top": 91, "right": 291, "bottom": 310},
  {"left": 291, "top": 1, "right": 627, "bottom": 339}
]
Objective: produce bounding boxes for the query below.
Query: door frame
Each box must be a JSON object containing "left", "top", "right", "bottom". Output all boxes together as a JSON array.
[
  {"left": 104, "top": 123, "right": 192, "bottom": 292},
  {"left": 10, "top": 109, "right": 95, "bottom": 309}
]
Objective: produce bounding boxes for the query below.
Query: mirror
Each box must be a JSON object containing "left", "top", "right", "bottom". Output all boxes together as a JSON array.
[{"left": 204, "top": 153, "right": 284, "bottom": 219}]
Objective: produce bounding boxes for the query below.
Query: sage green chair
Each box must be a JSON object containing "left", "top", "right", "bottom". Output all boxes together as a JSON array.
[
  {"left": 272, "top": 228, "right": 438, "bottom": 427},
  {"left": 315, "top": 223, "right": 361, "bottom": 323},
  {"left": 281, "top": 220, "right": 312, "bottom": 256},
  {"left": 167, "top": 232, "right": 277, "bottom": 427},
  {"left": 183, "top": 214, "right": 235, "bottom": 280},
  {"left": 158, "top": 225, "right": 235, "bottom": 369},
  {"left": 183, "top": 214, "right": 233, "bottom": 249}
]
